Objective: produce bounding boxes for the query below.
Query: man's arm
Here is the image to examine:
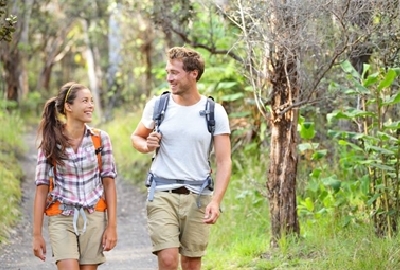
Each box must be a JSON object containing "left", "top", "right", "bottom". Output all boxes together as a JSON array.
[
  {"left": 130, "top": 122, "right": 160, "bottom": 153},
  {"left": 203, "top": 134, "right": 232, "bottom": 224}
]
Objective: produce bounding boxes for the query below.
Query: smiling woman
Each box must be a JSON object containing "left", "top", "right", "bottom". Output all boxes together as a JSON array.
[{"left": 32, "top": 82, "right": 118, "bottom": 270}]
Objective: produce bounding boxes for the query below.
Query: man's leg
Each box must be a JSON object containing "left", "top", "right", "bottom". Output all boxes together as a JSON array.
[
  {"left": 180, "top": 255, "right": 202, "bottom": 270},
  {"left": 157, "top": 248, "right": 180, "bottom": 270}
]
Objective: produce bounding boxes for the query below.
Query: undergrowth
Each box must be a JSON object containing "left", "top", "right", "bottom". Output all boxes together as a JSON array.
[{"left": 0, "top": 109, "right": 25, "bottom": 244}]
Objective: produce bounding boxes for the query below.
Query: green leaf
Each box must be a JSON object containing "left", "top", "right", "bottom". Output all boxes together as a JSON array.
[
  {"left": 340, "top": 60, "right": 360, "bottom": 79},
  {"left": 382, "top": 91, "right": 400, "bottom": 106},
  {"left": 300, "top": 197, "right": 315, "bottom": 212},
  {"left": 367, "top": 193, "right": 381, "bottom": 205},
  {"left": 298, "top": 143, "right": 319, "bottom": 152},
  {"left": 367, "top": 145, "right": 394, "bottom": 155},
  {"left": 322, "top": 176, "right": 341, "bottom": 193},
  {"left": 219, "top": 92, "right": 244, "bottom": 102},
  {"left": 368, "top": 163, "right": 395, "bottom": 170},
  {"left": 354, "top": 81, "right": 371, "bottom": 94},
  {"left": 299, "top": 122, "right": 316, "bottom": 140},
  {"left": 383, "top": 121, "right": 400, "bottom": 130},
  {"left": 312, "top": 149, "right": 327, "bottom": 161},
  {"left": 378, "top": 69, "right": 397, "bottom": 90},
  {"left": 215, "top": 82, "right": 238, "bottom": 90},
  {"left": 362, "top": 72, "right": 379, "bottom": 87},
  {"left": 311, "top": 168, "right": 322, "bottom": 178},
  {"left": 338, "top": 140, "right": 364, "bottom": 151}
]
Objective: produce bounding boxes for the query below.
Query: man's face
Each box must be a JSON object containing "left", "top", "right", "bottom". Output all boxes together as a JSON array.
[{"left": 165, "top": 59, "right": 197, "bottom": 95}]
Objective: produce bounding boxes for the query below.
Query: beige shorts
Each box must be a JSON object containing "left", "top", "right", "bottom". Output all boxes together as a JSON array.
[
  {"left": 146, "top": 191, "right": 212, "bottom": 257},
  {"left": 48, "top": 211, "right": 107, "bottom": 265}
]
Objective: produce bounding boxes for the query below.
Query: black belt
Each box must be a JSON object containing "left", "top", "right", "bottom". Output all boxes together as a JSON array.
[{"left": 163, "top": 186, "right": 192, "bottom": 195}]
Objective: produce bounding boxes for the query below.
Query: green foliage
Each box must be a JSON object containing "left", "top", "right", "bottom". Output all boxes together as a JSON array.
[
  {"left": 102, "top": 109, "right": 150, "bottom": 187},
  {"left": 298, "top": 60, "right": 400, "bottom": 237},
  {"left": 0, "top": 0, "right": 17, "bottom": 42},
  {"left": 0, "top": 109, "right": 24, "bottom": 244},
  {"left": 0, "top": 105, "right": 26, "bottom": 154},
  {"left": 0, "top": 154, "right": 22, "bottom": 244},
  {"left": 204, "top": 142, "right": 270, "bottom": 270}
]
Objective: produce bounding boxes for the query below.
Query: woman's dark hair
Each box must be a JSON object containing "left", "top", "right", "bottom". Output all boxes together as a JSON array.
[
  {"left": 37, "top": 82, "right": 87, "bottom": 165},
  {"left": 167, "top": 47, "right": 205, "bottom": 81}
]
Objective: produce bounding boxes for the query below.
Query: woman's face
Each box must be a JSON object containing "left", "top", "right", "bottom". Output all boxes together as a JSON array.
[{"left": 66, "top": 88, "right": 94, "bottom": 123}]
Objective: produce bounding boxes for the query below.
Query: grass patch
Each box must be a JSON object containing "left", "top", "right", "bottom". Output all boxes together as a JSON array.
[
  {"left": 102, "top": 110, "right": 400, "bottom": 269},
  {"left": 0, "top": 110, "right": 25, "bottom": 244},
  {"left": 101, "top": 110, "right": 151, "bottom": 187}
]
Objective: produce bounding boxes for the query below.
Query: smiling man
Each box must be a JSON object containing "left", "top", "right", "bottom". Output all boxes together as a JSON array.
[{"left": 131, "top": 47, "right": 232, "bottom": 270}]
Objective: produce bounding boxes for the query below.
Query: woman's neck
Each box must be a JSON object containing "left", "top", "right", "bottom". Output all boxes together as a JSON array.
[{"left": 64, "top": 123, "right": 86, "bottom": 140}]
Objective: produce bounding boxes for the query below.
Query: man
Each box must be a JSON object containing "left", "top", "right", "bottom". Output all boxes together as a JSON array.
[{"left": 130, "top": 47, "right": 231, "bottom": 270}]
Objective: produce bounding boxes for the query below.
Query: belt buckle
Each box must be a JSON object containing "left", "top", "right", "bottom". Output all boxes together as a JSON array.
[{"left": 177, "top": 186, "right": 190, "bottom": 195}]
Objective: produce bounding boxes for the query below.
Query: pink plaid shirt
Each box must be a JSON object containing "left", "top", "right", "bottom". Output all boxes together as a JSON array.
[{"left": 35, "top": 126, "right": 117, "bottom": 215}]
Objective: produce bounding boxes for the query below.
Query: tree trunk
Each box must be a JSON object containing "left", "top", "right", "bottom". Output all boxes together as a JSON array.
[
  {"left": 19, "top": 0, "right": 33, "bottom": 99},
  {"left": 81, "top": 19, "right": 102, "bottom": 121},
  {"left": 0, "top": 0, "right": 21, "bottom": 105},
  {"left": 267, "top": 51, "right": 300, "bottom": 248},
  {"left": 1, "top": 46, "right": 20, "bottom": 104},
  {"left": 142, "top": 22, "right": 154, "bottom": 98}
]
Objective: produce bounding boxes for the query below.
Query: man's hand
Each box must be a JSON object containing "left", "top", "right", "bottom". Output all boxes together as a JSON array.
[
  {"left": 146, "top": 131, "right": 162, "bottom": 152},
  {"left": 203, "top": 201, "right": 221, "bottom": 224}
]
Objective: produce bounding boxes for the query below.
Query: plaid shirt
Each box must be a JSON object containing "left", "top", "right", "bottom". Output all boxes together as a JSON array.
[{"left": 35, "top": 126, "right": 117, "bottom": 215}]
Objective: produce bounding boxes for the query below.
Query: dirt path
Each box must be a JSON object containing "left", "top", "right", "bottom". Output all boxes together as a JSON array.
[{"left": 0, "top": 130, "right": 158, "bottom": 270}]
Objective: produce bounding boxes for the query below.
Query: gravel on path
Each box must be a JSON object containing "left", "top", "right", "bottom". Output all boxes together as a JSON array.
[{"left": 0, "top": 130, "right": 158, "bottom": 270}]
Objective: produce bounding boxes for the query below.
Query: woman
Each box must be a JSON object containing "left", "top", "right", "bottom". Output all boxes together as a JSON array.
[{"left": 32, "top": 82, "right": 118, "bottom": 270}]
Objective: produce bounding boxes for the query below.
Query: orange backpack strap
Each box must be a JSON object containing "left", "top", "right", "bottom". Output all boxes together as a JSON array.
[
  {"left": 91, "top": 128, "right": 102, "bottom": 171},
  {"left": 45, "top": 129, "right": 107, "bottom": 215}
]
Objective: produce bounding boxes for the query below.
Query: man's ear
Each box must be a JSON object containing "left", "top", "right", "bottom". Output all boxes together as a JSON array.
[{"left": 191, "top": 70, "right": 198, "bottom": 80}]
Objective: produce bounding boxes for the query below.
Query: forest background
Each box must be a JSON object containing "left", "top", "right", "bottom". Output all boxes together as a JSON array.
[{"left": 2, "top": 0, "right": 400, "bottom": 269}]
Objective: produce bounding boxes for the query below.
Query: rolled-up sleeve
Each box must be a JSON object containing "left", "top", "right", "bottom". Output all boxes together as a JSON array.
[
  {"left": 35, "top": 148, "right": 51, "bottom": 186},
  {"left": 100, "top": 130, "right": 118, "bottom": 179}
]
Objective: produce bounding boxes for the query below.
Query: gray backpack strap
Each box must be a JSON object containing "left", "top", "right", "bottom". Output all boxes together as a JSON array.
[
  {"left": 153, "top": 91, "right": 170, "bottom": 133},
  {"left": 200, "top": 96, "right": 216, "bottom": 170},
  {"left": 151, "top": 91, "right": 170, "bottom": 160}
]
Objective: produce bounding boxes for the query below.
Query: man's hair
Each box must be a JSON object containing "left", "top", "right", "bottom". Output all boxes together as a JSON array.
[{"left": 167, "top": 47, "right": 205, "bottom": 81}]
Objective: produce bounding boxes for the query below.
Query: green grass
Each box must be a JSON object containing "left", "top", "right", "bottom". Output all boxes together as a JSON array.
[
  {"left": 102, "top": 110, "right": 151, "bottom": 187},
  {"left": 0, "top": 110, "right": 25, "bottom": 244},
  {"left": 1, "top": 106, "right": 397, "bottom": 269}
]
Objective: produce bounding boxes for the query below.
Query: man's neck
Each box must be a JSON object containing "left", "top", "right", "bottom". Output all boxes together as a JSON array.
[{"left": 172, "top": 91, "right": 201, "bottom": 106}]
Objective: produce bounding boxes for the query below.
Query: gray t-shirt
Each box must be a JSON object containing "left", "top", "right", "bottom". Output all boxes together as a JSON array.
[{"left": 141, "top": 94, "right": 230, "bottom": 194}]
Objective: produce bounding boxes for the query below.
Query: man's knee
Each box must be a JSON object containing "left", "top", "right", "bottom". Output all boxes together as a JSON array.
[
  {"left": 157, "top": 248, "right": 179, "bottom": 270},
  {"left": 180, "top": 255, "right": 202, "bottom": 270}
]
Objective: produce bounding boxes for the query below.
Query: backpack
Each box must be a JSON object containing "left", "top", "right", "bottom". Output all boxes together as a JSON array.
[
  {"left": 45, "top": 129, "right": 107, "bottom": 216},
  {"left": 153, "top": 90, "right": 216, "bottom": 141},
  {"left": 145, "top": 91, "right": 216, "bottom": 190}
]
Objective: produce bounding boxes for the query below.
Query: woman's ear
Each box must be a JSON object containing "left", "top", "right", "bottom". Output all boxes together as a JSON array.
[{"left": 64, "top": 103, "right": 72, "bottom": 112}]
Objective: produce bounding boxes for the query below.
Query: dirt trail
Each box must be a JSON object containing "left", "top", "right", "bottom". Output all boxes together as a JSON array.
[{"left": 0, "top": 130, "right": 157, "bottom": 270}]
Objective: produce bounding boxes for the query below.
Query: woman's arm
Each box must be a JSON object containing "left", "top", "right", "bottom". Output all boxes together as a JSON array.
[
  {"left": 102, "top": 177, "right": 117, "bottom": 251},
  {"left": 32, "top": 184, "right": 49, "bottom": 261}
]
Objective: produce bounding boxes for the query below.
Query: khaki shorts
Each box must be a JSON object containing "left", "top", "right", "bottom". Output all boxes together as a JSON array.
[
  {"left": 146, "top": 191, "right": 212, "bottom": 257},
  {"left": 48, "top": 211, "right": 107, "bottom": 265}
]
